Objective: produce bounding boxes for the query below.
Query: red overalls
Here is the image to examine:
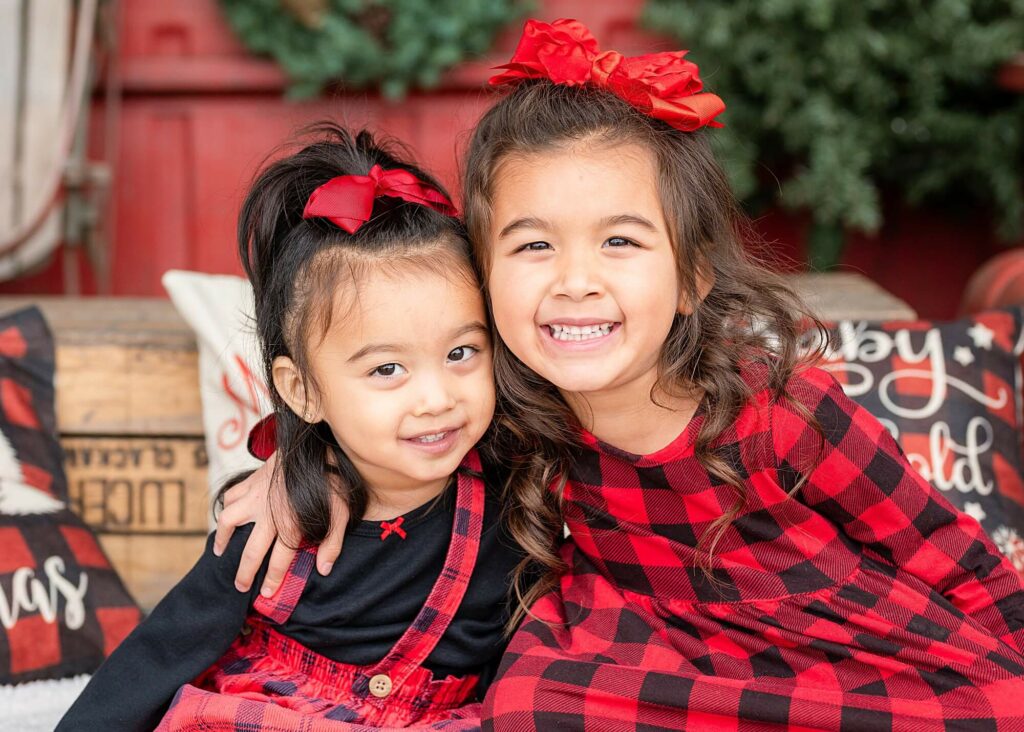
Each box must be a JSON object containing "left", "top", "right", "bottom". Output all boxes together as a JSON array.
[{"left": 157, "top": 452, "right": 486, "bottom": 731}]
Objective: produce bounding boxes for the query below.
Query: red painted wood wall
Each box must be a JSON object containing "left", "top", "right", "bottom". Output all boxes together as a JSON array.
[{"left": 1, "top": 0, "right": 1015, "bottom": 319}]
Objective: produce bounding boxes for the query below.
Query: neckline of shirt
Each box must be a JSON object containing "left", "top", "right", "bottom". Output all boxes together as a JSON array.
[
  {"left": 348, "top": 478, "right": 455, "bottom": 537},
  {"left": 577, "top": 392, "right": 709, "bottom": 466}
]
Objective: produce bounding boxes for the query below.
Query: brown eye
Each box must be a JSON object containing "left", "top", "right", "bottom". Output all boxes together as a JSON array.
[
  {"left": 447, "top": 346, "right": 478, "bottom": 363},
  {"left": 370, "top": 363, "right": 406, "bottom": 378},
  {"left": 517, "top": 241, "right": 551, "bottom": 252}
]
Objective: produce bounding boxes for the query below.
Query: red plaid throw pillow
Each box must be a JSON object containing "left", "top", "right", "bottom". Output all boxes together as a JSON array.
[
  {"left": 806, "top": 307, "right": 1024, "bottom": 578},
  {"left": 0, "top": 307, "right": 139, "bottom": 683}
]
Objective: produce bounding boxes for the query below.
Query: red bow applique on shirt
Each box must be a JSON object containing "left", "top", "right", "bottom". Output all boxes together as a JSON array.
[{"left": 380, "top": 518, "right": 407, "bottom": 541}]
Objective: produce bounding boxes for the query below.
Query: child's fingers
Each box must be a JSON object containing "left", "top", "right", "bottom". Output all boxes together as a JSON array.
[
  {"left": 234, "top": 521, "right": 276, "bottom": 592},
  {"left": 316, "top": 512, "right": 346, "bottom": 576},
  {"left": 220, "top": 481, "right": 248, "bottom": 509},
  {"left": 213, "top": 459, "right": 276, "bottom": 555},
  {"left": 260, "top": 541, "right": 298, "bottom": 597},
  {"left": 312, "top": 460, "right": 349, "bottom": 575},
  {"left": 212, "top": 499, "right": 249, "bottom": 557}
]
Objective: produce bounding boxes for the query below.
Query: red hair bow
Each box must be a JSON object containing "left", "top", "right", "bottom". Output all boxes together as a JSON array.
[
  {"left": 490, "top": 18, "right": 725, "bottom": 132},
  {"left": 247, "top": 414, "right": 276, "bottom": 461},
  {"left": 303, "top": 164, "right": 458, "bottom": 234}
]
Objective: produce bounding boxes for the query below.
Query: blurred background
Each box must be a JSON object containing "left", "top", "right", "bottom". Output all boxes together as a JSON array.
[{"left": 2, "top": 0, "right": 1023, "bottom": 318}]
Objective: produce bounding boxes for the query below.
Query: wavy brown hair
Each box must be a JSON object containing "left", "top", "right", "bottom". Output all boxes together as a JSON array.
[{"left": 462, "top": 81, "right": 829, "bottom": 622}]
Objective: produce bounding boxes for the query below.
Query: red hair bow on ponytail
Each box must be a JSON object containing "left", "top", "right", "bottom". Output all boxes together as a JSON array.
[
  {"left": 303, "top": 164, "right": 458, "bottom": 234},
  {"left": 490, "top": 18, "right": 725, "bottom": 132}
]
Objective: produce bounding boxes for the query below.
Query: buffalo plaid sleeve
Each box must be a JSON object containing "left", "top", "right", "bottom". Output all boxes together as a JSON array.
[
  {"left": 56, "top": 527, "right": 261, "bottom": 731},
  {"left": 771, "top": 366, "right": 1024, "bottom": 654}
]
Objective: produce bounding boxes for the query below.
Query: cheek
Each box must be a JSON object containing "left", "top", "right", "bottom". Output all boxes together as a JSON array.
[
  {"left": 489, "top": 306, "right": 533, "bottom": 363},
  {"left": 487, "top": 272, "right": 532, "bottom": 339},
  {"left": 336, "top": 390, "right": 396, "bottom": 432},
  {"left": 473, "top": 378, "right": 497, "bottom": 425},
  {"left": 639, "top": 257, "right": 685, "bottom": 317}
]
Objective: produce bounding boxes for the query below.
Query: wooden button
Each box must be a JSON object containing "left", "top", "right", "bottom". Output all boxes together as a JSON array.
[{"left": 368, "top": 673, "right": 392, "bottom": 698}]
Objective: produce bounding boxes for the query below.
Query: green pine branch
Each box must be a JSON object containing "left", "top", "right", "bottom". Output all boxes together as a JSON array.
[
  {"left": 219, "top": 0, "right": 530, "bottom": 99},
  {"left": 644, "top": 0, "right": 1024, "bottom": 266}
]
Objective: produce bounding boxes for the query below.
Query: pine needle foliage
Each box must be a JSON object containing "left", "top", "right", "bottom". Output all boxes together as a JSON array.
[
  {"left": 644, "top": 0, "right": 1024, "bottom": 266},
  {"left": 220, "top": 0, "right": 529, "bottom": 99}
]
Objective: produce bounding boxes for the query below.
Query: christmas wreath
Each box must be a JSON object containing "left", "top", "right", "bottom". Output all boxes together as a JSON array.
[{"left": 220, "top": 0, "right": 528, "bottom": 98}]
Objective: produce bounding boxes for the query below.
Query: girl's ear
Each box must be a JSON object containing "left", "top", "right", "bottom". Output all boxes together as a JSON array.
[
  {"left": 272, "top": 355, "right": 322, "bottom": 423},
  {"left": 678, "top": 265, "right": 715, "bottom": 315}
]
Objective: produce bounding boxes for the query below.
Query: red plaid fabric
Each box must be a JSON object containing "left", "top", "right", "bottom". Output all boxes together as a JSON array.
[
  {"left": 483, "top": 365, "right": 1024, "bottom": 730},
  {"left": 158, "top": 451, "right": 487, "bottom": 731}
]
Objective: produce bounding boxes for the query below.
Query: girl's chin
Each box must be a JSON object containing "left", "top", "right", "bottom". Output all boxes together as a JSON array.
[{"left": 548, "top": 371, "right": 619, "bottom": 397}]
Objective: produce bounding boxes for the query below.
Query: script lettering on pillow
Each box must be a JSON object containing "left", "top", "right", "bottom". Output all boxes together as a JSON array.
[{"left": 807, "top": 309, "right": 1024, "bottom": 579}]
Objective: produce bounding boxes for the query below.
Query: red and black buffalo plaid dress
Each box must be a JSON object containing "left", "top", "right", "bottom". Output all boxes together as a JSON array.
[
  {"left": 483, "top": 366, "right": 1024, "bottom": 731},
  {"left": 156, "top": 452, "right": 488, "bottom": 731}
]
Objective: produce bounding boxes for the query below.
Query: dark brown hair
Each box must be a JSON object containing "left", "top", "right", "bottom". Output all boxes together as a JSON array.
[
  {"left": 238, "top": 123, "right": 475, "bottom": 544},
  {"left": 463, "top": 81, "right": 828, "bottom": 620}
]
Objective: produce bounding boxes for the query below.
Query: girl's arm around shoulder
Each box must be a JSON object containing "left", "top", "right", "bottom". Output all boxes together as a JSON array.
[
  {"left": 55, "top": 526, "right": 264, "bottom": 731},
  {"left": 770, "top": 365, "right": 1024, "bottom": 654}
]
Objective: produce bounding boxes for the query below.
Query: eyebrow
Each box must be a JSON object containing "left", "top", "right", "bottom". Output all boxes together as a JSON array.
[
  {"left": 452, "top": 321, "right": 490, "bottom": 340},
  {"left": 599, "top": 213, "right": 659, "bottom": 232},
  {"left": 346, "top": 321, "right": 489, "bottom": 363},
  {"left": 498, "top": 213, "right": 659, "bottom": 240},
  {"left": 347, "top": 343, "right": 400, "bottom": 363},
  {"left": 498, "top": 216, "right": 550, "bottom": 240}
]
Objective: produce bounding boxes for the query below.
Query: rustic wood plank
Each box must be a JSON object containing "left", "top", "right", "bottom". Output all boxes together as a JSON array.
[
  {"left": 0, "top": 297, "right": 204, "bottom": 435},
  {"left": 791, "top": 272, "right": 917, "bottom": 322},
  {"left": 63, "top": 436, "right": 210, "bottom": 533},
  {"left": 0, "top": 295, "right": 198, "bottom": 347},
  {"left": 63, "top": 435, "right": 211, "bottom": 609},
  {"left": 57, "top": 341, "right": 203, "bottom": 435},
  {"left": 0, "top": 1, "right": 20, "bottom": 236}
]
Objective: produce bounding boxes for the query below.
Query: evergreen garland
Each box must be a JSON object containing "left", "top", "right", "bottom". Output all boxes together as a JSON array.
[
  {"left": 644, "top": 0, "right": 1024, "bottom": 267},
  {"left": 219, "top": 0, "right": 528, "bottom": 99}
]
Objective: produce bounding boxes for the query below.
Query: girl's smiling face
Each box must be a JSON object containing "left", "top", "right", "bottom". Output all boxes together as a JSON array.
[
  {"left": 274, "top": 261, "right": 495, "bottom": 506},
  {"left": 487, "top": 141, "right": 691, "bottom": 407}
]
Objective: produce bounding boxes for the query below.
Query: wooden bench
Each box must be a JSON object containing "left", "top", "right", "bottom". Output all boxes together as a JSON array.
[{"left": 0, "top": 274, "right": 916, "bottom": 610}]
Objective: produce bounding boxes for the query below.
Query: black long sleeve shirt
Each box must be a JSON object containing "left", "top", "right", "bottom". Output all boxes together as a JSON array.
[{"left": 56, "top": 480, "right": 526, "bottom": 731}]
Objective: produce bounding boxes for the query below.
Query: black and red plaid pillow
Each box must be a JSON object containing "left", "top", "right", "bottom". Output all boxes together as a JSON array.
[
  {"left": 808, "top": 307, "right": 1024, "bottom": 577},
  {"left": 0, "top": 306, "right": 139, "bottom": 683}
]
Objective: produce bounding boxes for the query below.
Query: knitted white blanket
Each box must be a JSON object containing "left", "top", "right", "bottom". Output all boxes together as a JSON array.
[{"left": 0, "top": 674, "right": 89, "bottom": 731}]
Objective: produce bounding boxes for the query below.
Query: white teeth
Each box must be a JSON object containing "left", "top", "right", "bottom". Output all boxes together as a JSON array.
[
  {"left": 549, "top": 323, "right": 613, "bottom": 341},
  {"left": 414, "top": 432, "right": 447, "bottom": 443}
]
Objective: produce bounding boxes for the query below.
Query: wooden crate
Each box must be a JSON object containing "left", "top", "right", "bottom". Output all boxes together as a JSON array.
[
  {"left": 0, "top": 279, "right": 915, "bottom": 609},
  {"left": 63, "top": 436, "right": 210, "bottom": 608},
  {"left": 0, "top": 296, "right": 208, "bottom": 611}
]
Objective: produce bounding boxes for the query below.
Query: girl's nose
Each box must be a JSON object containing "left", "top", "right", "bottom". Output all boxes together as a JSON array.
[
  {"left": 554, "top": 247, "right": 604, "bottom": 301},
  {"left": 412, "top": 371, "right": 457, "bottom": 417}
]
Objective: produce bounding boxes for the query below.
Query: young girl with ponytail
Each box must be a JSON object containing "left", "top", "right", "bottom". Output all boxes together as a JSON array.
[{"left": 57, "top": 125, "right": 528, "bottom": 731}]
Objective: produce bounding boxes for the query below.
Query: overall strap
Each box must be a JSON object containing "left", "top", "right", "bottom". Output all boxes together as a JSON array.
[
  {"left": 363, "top": 450, "right": 486, "bottom": 690},
  {"left": 252, "top": 542, "right": 317, "bottom": 624}
]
